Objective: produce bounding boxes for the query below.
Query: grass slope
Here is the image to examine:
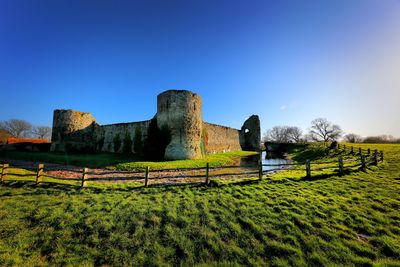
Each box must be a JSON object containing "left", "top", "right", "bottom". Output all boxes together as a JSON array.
[
  {"left": 0, "top": 144, "right": 399, "bottom": 266},
  {"left": 0, "top": 150, "right": 258, "bottom": 170}
]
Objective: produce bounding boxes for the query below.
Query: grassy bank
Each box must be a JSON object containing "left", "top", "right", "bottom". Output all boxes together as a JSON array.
[
  {"left": 114, "top": 151, "right": 258, "bottom": 170},
  {"left": 0, "top": 150, "right": 258, "bottom": 170},
  {"left": 270, "top": 142, "right": 385, "bottom": 181},
  {"left": 0, "top": 144, "right": 399, "bottom": 266}
]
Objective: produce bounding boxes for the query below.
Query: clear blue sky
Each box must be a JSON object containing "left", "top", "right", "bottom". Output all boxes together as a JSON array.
[{"left": 1, "top": 0, "right": 399, "bottom": 137}]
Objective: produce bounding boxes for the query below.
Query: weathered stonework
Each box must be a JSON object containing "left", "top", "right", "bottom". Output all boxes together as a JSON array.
[
  {"left": 240, "top": 115, "right": 261, "bottom": 151},
  {"left": 157, "top": 90, "right": 202, "bottom": 159},
  {"left": 51, "top": 109, "right": 96, "bottom": 152},
  {"left": 94, "top": 121, "right": 150, "bottom": 153},
  {"left": 51, "top": 90, "right": 261, "bottom": 159},
  {"left": 203, "top": 122, "right": 241, "bottom": 153}
]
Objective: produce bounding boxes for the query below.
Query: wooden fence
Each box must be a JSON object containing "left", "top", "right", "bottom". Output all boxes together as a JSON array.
[
  {"left": 263, "top": 148, "right": 384, "bottom": 180},
  {"left": 0, "top": 146, "right": 384, "bottom": 188}
]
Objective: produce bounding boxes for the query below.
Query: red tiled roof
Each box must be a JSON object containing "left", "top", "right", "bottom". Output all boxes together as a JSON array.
[{"left": 6, "top": 137, "right": 50, "bottom": 144}]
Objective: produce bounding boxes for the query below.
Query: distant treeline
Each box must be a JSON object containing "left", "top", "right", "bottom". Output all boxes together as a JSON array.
[
  {"left": 0, "top": 119, "right": 51, "bottom": 144},
  {"left": 263, "top": 118, "right": 399, "bottom": 144},
  {"left": 362, "top": 135, "right": 400, "bottom": 144}
]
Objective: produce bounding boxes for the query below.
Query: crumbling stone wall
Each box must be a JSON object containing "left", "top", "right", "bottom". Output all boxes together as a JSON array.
[
  {"left": 203, "top": 122, "right": 241, "bottom": 153},
  {"left": 51, "top": 109, "right": 151, "bottom": 154},
  {"left": 51, "top": 90, "right": 261, "bottom": 158}
]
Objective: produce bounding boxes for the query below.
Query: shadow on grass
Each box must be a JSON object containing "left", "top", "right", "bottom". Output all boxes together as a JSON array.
[
  {"left": 0, "top": 176, "right": 264, "bottom": 196},
  {"left": 292, "top": 168, "right": 367, "bottom": 182},
  {"left": 0, "top": 180, "right": 83, "bottom": 196},
  {"left": 297, "top": 173, "right": 337, "bottom": 182},
  {"left": 0, "top": 151, "right": 142, "bottom": 168},
  {"left": 209, "top": 179, "right": 260, "bottom": 187},
  {"left": 0, "top": 164, "right": 376, "bottom": 195},
  {"left": 290, "top": 147, "right": 329, "bottom": 163}
]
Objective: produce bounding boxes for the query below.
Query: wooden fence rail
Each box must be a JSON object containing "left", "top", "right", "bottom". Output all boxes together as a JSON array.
[{"left": 0, "top": 147, "right": 384, "bottom": 188}]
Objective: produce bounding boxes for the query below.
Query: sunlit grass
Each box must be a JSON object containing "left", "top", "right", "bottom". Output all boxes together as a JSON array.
[
  {"left": 114, "top": 151, "right": 258, "bottom": 170},
  {"left": 0, "top": 144, "right": 399, "bottom": 266},
  {"left": 0, "top": 150, "right": 258, "bottom": 170}
]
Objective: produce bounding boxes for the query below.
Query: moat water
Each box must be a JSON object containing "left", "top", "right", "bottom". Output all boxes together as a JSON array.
[{"left": 239, "top": 151, "right": 290, "bottom": 171}]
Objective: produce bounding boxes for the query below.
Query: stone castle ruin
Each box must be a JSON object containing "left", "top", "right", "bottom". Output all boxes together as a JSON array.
[{"left": 51, "top": 90, "right": 260, "bottom": 160}]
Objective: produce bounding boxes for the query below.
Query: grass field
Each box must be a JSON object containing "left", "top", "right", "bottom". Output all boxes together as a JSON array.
[
  {"left": 0, "top": 150, "right": 257, "bottom": 170},
  {"left": 0, "top": 143, "right": 399, "bottom": 266}
]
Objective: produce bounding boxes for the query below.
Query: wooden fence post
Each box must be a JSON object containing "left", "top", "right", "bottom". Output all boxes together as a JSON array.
[
  {"left": 1, "top": 163, "right": 9, "bottom": 183},
  {"left": 205, "top": 163, "right": 209, "bottom": 185},
  {"left": 343, "top": 145, "right": 346, "bottom": 151},
  {"left": 361, "top": 155, "right": 366, "bottom": 172},
  {"left": 337, "top": 144, "right": 340, "bottom": 149},
  {"left": 1, "top": 164, "right": 8, "bottom": 183},
  {"left": 373, "top": 150, "right": 378, "bottom": 166},
  {"left": 36, "top": 163, "right": 44, "bottom": 184},
  {"left": 306, "top": 160, "right": 311, "bottom": 178},
  {"left": 358, "top": 147, "right": 362, "bottom": 155},
  {"left": 338, "top": 156, "right": 344, "bottom": 176},
  {"left": 380, "top": 151, "right": 384, "bottom": 162},
  {"left": 81, "top": 168, "right": 88, "bottom": 188},
  {"left": 367, "top": 148, "right": 370, "bottom": 155},
  {"left": 350, "top": 146, "right": 354, "bottom": 155},
  {"left": 144, "top": 166, "right": 149, "bottom": 187}
]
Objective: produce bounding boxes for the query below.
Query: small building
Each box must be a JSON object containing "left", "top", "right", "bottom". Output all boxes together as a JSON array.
[{"left": 3, "top": 137, "right": 51, "bottom": 152}]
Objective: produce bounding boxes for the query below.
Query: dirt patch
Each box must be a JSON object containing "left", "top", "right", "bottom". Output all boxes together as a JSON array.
[{"left": 0, "top": 158, "right": 259, "bottom": 185}]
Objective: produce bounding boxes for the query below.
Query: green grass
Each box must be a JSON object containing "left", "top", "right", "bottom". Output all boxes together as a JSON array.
[
  {"left": 114, "top": 151, "right": 259, "bottom": 170},
  {"left": 0, "top": 150, "right": 258, "bottom": 170},
  {"left": 0, "top": 144, "right": 399, "bottom": 266},
  {"left": 270, "top": 142, "right": 381, "bottom": 181}
]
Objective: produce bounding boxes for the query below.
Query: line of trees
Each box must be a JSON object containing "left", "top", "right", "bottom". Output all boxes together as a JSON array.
[
  {"left": 263, "top": 117, "right": 400, "bottom": 144},
  {"left": 264, "top": 126, "right": 303, "bottom": 143},
  {"left": 360, "top": 135, "right": 400, "bottom": 144},
  {"left": 263, "top": 117, "right": 343, "bottom": 143},
  {"left": 0, "top": 119, "right": 52, "bottom": 143}
]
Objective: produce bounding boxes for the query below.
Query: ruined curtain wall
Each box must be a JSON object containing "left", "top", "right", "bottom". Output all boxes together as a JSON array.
[
  {"left": 203, "top": 122, "right": 241, "bottom": 153},
  {"left": 95, "top": 121, "right": 150, "bottom": 153}
]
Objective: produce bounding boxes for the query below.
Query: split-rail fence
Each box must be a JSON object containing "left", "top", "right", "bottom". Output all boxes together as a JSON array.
[{"left": 0, "top": 146, "right": 384, "bottom": 188}]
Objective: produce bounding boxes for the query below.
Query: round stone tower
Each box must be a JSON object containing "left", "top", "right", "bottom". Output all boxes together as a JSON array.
[
  {"left": 157, "top": 90, "right": 203, "bottom": 160},
  {"left": 50, "top": 109, "right": 96, "bottom": 152}
]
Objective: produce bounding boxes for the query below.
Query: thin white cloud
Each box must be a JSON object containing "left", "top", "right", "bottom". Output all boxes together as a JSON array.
[{"left": 280, "top": 105, "right": 287, "bottom": 110}]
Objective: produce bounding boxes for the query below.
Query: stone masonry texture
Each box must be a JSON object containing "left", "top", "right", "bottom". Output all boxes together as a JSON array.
[{"left": 51, "top": 90, "right": 260, "bottom": 159}]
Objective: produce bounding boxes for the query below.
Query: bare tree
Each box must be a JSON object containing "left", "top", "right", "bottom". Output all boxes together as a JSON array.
[
  {"left": 32, "top": 126, "right": 52, "bottom": 140},
  {"left": 344, "top": 133, "right": 362, "bottom": 143},
  {"left": 263, "top": 126, "right": 289, "bottom": 143},
  {"left": 308, "top": 118, "right": 342, "bottom": 142},
  {"left": 0, "top": 119, "right": 32, "bottom": 137},
  {"left": 263, "top": 126, "right": 303, "bottom": 143},
  {"left": 287, "top": 126, "right": 303, "bottom": 143}
]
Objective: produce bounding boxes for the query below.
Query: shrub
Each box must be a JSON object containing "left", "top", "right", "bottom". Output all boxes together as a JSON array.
[
  {"left": 134, "top": 127, "right": 143, "bottom": 155},
  {"left": 122, "top": 133, "right": 132, "bottom": 154},
  {"left": 113, "top": 134, "right": 121, "bottom": 153},
  {"left": 97, "top": 137, "right": 104, "bottom": 151}
]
